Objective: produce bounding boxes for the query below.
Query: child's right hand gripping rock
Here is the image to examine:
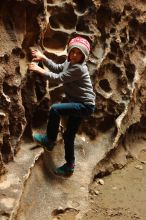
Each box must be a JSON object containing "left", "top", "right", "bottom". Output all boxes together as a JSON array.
[{"left": 28, "top": 62, "right": 46, "bottom": 75}]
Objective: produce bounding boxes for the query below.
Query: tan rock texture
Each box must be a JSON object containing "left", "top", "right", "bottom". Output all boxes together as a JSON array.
[
  {"left": 0, "top": 0, "right": 146, "bottom": 177},
  {"left": 0, "top": 0, "right": 146, "bottom": 219}
]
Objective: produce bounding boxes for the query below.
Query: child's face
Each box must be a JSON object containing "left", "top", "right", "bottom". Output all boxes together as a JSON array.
[{"left": 69, "top": 48, "right": 84, "bottom": 64}]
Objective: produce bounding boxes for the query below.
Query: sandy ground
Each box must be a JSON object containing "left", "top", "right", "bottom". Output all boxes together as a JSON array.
[{"left": 55, "top": 150, "right": 146, "bottom": 220}]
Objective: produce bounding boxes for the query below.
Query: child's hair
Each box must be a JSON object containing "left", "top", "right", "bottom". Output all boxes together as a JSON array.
[{"left": 68, "top": 36, "right": 90, "bottom": 61}]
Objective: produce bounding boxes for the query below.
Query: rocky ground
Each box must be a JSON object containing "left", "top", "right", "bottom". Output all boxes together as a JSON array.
[
  {"left": 55, "top": 149, "right": 146, "bottom": 220},
  {"left": 0, "top": 132, "right": 146, "bottom": 220},
  {"left": 85, "top": 152, "right": 146, "bottom": 220}
]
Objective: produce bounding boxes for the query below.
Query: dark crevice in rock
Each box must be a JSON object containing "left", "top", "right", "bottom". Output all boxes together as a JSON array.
[
  {"left": 73, "top": 0, "right": 92, "bottom": 13},
  {"left": 96, "top": 5, "right": 112, "bottom": 30},
  {"left": 125, "top": 63, "right": 135, "bottom": 82},
  {"left": 98, "top": 115, "right": 115, "bottom": 132},
  {"left": 99, "top": 79, "right": 112, "bottom": 93},
  {"left": 49, "top": 4, "right": 77, "bottom": 30},
  {"left": 43, "top": 32, "right": 68, "bottom": 50}
]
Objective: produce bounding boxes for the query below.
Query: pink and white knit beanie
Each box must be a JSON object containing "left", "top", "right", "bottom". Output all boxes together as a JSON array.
[{"left": 68, "top": 36, "right": 90, "bottom": 60}]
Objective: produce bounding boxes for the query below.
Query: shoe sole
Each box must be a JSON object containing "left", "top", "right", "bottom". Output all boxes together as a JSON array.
[{"left": 54, "top": 170, "right": 74, "bottom": 177}]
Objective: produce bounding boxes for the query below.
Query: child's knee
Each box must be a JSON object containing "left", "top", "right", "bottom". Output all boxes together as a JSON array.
[{"left": 50, "top": 104, "right": 58, "bottom": 115}]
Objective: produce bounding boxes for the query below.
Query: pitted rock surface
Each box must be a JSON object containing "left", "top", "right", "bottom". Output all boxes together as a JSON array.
[{"left": 0, "top": 0, "right": 146, "bottom": 219}]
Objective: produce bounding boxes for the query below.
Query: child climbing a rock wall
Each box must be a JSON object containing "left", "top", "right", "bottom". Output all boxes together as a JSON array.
[{"left": 28, "top": 36, "right": 96, "bottom": 177}]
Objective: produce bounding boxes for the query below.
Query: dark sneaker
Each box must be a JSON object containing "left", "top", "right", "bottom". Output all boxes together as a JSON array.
[
  {"left": 54, "top": 163, "right": 75, "bottom": 177},
  {"left": 33, "top": 133, "right": 55, "bottom": 151}
]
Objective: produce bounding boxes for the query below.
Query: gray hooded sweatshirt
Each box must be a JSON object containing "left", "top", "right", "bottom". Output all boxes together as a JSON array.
[{"left": 44, "top": 59, "right": 96, "bottom": 105}]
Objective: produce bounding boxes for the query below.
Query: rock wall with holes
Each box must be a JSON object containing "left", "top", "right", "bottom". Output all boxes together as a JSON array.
[{"left": 0, "top": 0, "right": 146, "bottom": 175}]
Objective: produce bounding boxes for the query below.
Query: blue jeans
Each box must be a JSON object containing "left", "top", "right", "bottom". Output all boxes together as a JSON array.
[{"left": 47, "top": 102, "right": 95, "bottom": 164}]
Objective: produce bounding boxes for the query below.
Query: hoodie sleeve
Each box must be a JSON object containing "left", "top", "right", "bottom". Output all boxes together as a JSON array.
[
  {"left": 44, "top": 64, "right": 83, "bottom": 84},
  {"left": 43, "top": 58, "right": 65, "bottom": 73}
]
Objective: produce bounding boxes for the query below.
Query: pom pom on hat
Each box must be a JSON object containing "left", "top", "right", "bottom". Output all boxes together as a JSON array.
[{"left": 68, "top": 36, "right": 90, "bottom": 60}]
